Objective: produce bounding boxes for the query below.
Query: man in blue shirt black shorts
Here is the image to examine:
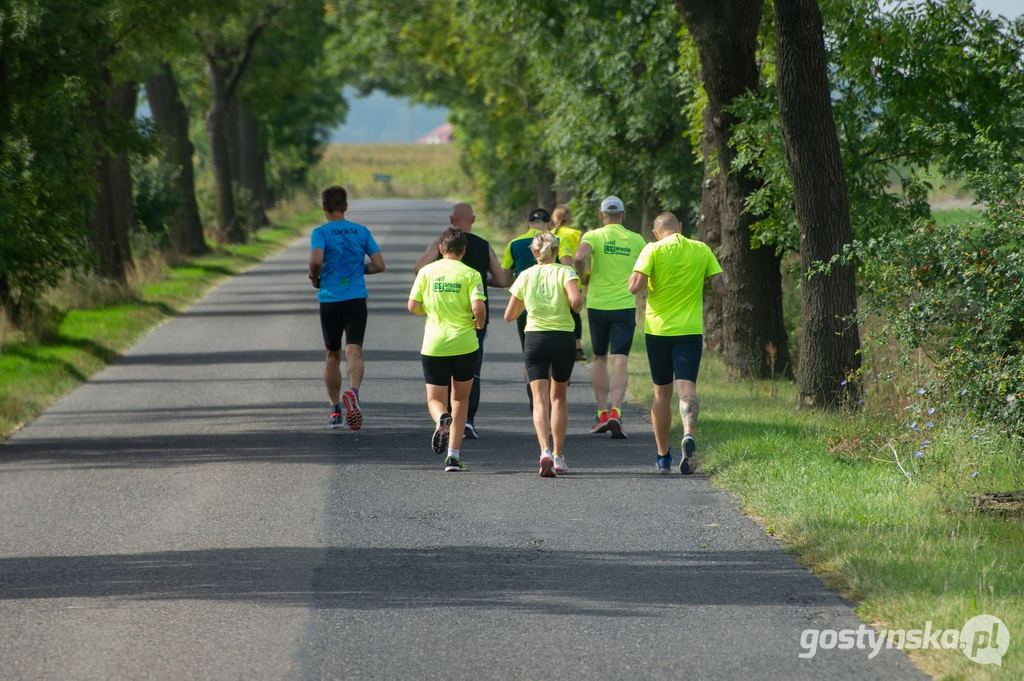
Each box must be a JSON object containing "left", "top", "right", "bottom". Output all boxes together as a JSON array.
[{"left": 309, "top": 186, "right": 386, "bottom": 429}]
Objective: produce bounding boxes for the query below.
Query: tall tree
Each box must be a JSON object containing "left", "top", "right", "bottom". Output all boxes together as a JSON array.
[
  {"left": 773, "top": 0, "right": 860, "bottom": 407},
  {"left": 674, "top": 0, "right": 791, "bottom": 378},
  {"left": 145, "top": 63, "right": 209, "bottom": 255},
  {"left": 196, "top": 2, "right": 283, "bottom": 243}
]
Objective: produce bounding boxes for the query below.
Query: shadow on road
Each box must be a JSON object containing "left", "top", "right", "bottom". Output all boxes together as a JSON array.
[{"left": 0, "top": 546, "right": 835, "bottom": 615}]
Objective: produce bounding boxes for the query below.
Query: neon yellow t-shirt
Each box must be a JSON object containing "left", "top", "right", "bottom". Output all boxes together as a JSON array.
[
  {"left": 633, "top": 233, "right": 723, "bottom": 336},
  {"left": 410, "top": 258, "right": 486, "bottom": 356},
  {"left": 553, "top": 225, "right": 582, "bottom": 262},
  {"left": 509, "top": 262, "right": 580, "bottom": 332},
  {"left": 580, "top": 224, "right": 647, "bottom": 310}
]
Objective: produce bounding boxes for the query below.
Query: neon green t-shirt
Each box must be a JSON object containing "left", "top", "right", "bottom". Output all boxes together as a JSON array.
[
  {"left": 633, "top": 233, "right": 723, "bottom": 336},
  {"left": 553, "top": 225, "right": 582, "bottom": 262},
  {"left": 580, "top": 224, "right": 647, "bottom": 310},
  {"left": 509, "top": 262, "right": 580, "bottom": 332},
  {"left": 410, "top": 258, "right": 486, "bottom": 356}
]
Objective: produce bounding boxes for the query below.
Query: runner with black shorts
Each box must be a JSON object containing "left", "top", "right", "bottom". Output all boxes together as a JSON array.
[
  {"left": 501, "top": 208, "right": 556, "bottom": 411},
  {"left": 413, "top": 202, "right": 509, "bottom": 439},
  {"left": 309, "top": 186, "right": 385, "bottom": 429},
  {"left": 503, "top": 232, "right": 583, "bottom": 477},
  {"left": 408, "top": 228, "right": 487, "bottom": 472},
  {"left": 629, "top": 212, "right": 725, "bottom": 474},
  {"left": 573, "top": 196, "right": 646, "bottom": 438}
]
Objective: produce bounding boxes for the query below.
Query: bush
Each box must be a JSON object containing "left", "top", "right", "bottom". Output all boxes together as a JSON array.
[{"left": 858, "top": 215, "right": 1024, "bottom": 439}]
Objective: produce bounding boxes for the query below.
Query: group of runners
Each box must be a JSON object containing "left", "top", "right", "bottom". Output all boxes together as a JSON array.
[{"left": 308, "top": 186, "right": 726, "bottom": 477}]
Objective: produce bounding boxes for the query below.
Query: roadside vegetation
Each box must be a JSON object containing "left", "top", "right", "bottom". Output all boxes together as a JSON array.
[
  {"left": 0, "top": 208, "right": 319, "bottom": 440},
  {"left": 312, "top": 143, "right": 470, "bottom": 199}
]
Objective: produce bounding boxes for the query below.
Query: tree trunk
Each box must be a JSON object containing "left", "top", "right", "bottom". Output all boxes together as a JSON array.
[
  {"left": 640, "top": 189, "right": 657, "bottom": 242},
  {"left": 204, "top": 59, "right": 245, "bottom": 243},
  {"left": 774, "top": 0, "right": 861, "bottom": 407},
  {"left": 145, "top": 63, "right": 209, "bottom": 256},
  {"left": 237, "top": 104, "right": 271, "bottom": 227},
  {"left": 697, "top": 105, "right": 724, "bottom": 355},
  {"left": 675, "top": 0, "right": 792, "bottom": 379},
  {"left": 89, "top": 70, "right": 137, "bottom": 283},
  {"left": 536, "top": 168, "right": 556, "bottom": 212}
]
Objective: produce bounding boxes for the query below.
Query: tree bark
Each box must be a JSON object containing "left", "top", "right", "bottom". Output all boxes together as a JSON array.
[
  {"left": 204, "top": 57, "right": 245, "bottom": 243},
  {"left": 774, "top": 0, "right": 861, "bottom": 407},
  {"left": 89, "top": 68, "right": 137, "bottom": 283},
  {"left": 697, "top": 105, "right": 724, "bottom": 355},
  {"left": 536, "top": 167, "right": 556, "bottom": 212},
  {"left": 145, "top": 63, "right": 209, "bottom": 256},
  {"left": 675, "top": 0, "right": 792, "bottom": 379},
  {"left": 237, "top": 104, "right": 271, "bottom": 228}
]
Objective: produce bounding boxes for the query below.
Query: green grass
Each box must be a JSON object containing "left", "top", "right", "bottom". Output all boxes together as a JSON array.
[
  {"left": 0, "top": 210, "right": 320, "bottom": 440},
  {"left": 620, "top": 339, "right": 1023, "bottom": 680},
  {"left": 310, "top": 143, "right": 469, "bottom": 199}
]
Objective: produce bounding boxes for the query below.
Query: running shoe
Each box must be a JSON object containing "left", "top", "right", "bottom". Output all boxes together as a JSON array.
[
  {"left": 607, "top": 407, "right": 627, "bottom": 439},
  {"left": 342, "top": 389, "right": 362, "bottom": 431},
  {"left": 464, "top": 422, "right": 479, "bottom": 440},
  {"left": 432, "top": 412, "right": 452, "bottom": 455},
  {"left": 656, "top": 450, "right": 672, "bottom": 475},
  {"left": 444, "top": 455, "right": 466, "bottom": 472},
  {"left": 328, "top": 405, "right": 344, "bottom": 429},
  {"left": 590, "top": 410, "right": 610, "bottom": 434},
  {"left": 680, "top": 434, "right": 697, "bottom": 475},
  {"left": 553, "top": 455, "right": 568, "bottom": 474},
  {"left": 539, "top": 452, "right": 556, "bottom": 478}
]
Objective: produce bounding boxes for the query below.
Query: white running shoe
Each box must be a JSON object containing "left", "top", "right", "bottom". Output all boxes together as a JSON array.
[{"left": 553, "top": 455, "right": 568, "bottom": 474}]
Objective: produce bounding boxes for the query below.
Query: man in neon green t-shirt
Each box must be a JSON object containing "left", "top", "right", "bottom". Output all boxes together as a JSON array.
[
  {"left": 573, "top": 195, "right": 646, "bottom": 439},
  {"left": 408, "top": 228, "right": 487, "bottom": 472},
  {"left": 628, "top": 212, "right": 725, "bottom": 475}
]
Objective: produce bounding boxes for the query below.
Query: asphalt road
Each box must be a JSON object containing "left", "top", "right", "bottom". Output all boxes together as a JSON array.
[{"left": 0, "top": 200, "right": 925, "bottom": 680}]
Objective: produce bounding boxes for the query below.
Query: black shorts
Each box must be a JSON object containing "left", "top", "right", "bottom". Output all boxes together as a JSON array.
[
  {"left": 646, "top": 333, "right": 703, "bottom": 385},
  {"left": 421, "top": 349, "right": 480, "bottom": 386},
  {"left": 319, "top": 299, "right": 368, "bottom": 351},
  {"left": 524, "top": 331, "right": 575, "bottom": 383},
  {"left": 516, "top": 311, "right": 528, "bottom": 351},
  {"left": 588, "top": 308, "right": 636, "bottom": 356}
]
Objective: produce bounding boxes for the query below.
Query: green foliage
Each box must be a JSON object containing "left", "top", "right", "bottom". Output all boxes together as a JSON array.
[{"left": 0, "top": 1, "right": 102, "bottom": 319}]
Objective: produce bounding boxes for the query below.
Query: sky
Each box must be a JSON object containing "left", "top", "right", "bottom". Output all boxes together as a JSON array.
[{"left": 331, "top": 0, "right": 1022, "bottom": 144}]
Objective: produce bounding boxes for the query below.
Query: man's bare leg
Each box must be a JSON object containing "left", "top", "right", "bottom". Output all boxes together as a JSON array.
[
  {"left": 651, "top": 383, "right": 673, "bottom": 454},
  {"left": 325, "top": 350, "right": 342, "bottom": 405}
]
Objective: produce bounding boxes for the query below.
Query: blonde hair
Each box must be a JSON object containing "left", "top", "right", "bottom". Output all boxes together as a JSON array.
[
  {"left": 530, "top": 231, "right": 559, "bottom": 262},
  {"left": 551, "top": 204, "right": 572, "bottom": 228}
]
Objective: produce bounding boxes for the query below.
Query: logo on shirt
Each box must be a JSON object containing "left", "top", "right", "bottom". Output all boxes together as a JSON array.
[
  {"left": 432, "top": 276, "right": 463, "bottom": 293},
  {"left": 603, "top": 240, "right": 633, "bottom": 256},
  {"left": 328, "top": 227, "right": 359, "bottom": 236}
]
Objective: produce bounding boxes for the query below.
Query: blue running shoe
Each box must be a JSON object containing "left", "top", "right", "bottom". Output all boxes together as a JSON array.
[{"left": 656, "top": 449, "right": 672, "bottom": 475}]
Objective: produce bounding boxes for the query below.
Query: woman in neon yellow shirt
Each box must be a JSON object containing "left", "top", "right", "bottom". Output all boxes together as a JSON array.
[
  {"left": 503, "top": 232, "right": 583, "bottom": 477},
  {"left": 408, "top": 228, "right": 487, "bottom": 472}
]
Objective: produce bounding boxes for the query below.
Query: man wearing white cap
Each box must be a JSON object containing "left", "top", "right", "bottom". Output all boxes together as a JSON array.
[{"left": 573, "top": 195, "right": 646, "bottom": 438}]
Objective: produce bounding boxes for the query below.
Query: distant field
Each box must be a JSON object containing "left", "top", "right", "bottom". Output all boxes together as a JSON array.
[{"left": 312, "top": 143, "right": 470, "bottom": 199}]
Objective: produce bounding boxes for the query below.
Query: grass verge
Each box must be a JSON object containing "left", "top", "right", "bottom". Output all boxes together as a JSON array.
[
  {"left": 0, "top": 209, "right": 320, "bottom": 441},
  {"left": 623, "top": 341, "right": 1023, "bottom": 680},
  {"left": 310, "top": 143, "right": 468, "bottom": 199}
]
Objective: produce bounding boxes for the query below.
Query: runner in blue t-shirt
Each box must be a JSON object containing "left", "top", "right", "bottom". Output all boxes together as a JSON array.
[{"left": 309, "top": 186, "right": 386, "bottom": 430}]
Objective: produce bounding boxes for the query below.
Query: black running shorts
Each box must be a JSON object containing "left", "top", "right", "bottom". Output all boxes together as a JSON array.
[
  {"left": 421, "top": 349, "right": 480, "bottom": 386},
  {"left": 320, "top": 298, "right": 368, "bottom": 351},
  {"left": 645, "top": 333, "right": 703, "bottom": 385},
  {"left": 523, "top": 331, "right": 575, "bottom": 383},
  {"left": 587, "top": 307, "right": 636, "bottom": 357}
]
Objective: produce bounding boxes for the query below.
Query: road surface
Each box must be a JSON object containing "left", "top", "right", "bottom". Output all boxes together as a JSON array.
[{"left": 0, "top": 200, "right": 924, "bottom": 680}]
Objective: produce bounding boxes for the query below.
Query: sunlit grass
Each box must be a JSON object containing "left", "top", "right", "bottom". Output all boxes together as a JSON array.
[{"left": 311, "top": 143, "right": 469, "bottom": 199}]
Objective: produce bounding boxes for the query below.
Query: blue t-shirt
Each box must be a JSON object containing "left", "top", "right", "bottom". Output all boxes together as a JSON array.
[{"left": 310, "top": 219, "right": 381, "bottom": 303}]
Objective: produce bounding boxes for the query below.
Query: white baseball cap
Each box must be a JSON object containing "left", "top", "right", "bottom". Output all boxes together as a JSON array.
[{"left": 600, "top": 195, "right": 624, "bottom": 213}]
